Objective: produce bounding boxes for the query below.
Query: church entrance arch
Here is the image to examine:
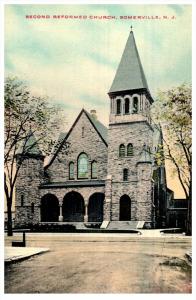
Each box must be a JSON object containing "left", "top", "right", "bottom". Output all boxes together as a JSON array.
[
  {"left": 88, "top": 193, "right": 104, "bottom": 222},
  {"left": 119, "top": 195, "right": 131, "bottom": 221},
  {"left": 41, "top": 194, "right": 59, "bottom": 222},
  {"left": 63, "top": 191, "right": 85, "bottom": 222}
]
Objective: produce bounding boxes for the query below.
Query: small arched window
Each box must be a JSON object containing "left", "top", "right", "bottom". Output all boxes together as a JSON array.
[
  {"left": 123, "top": 169, "right": 128, "bottom": 181},
  {"left": 82, "top": 127, "right": 84, "bottom": 138},
  {"left": 116, "top": 99, "right": 121, "bottom": 115},
  {"left": 125, "top": 98, "right": 130, "bottom": 114},
  {"left": 133, "top": 97, "right": 138, "bottom": 113},
  {"left": 119, "top": 144, "right": 125, "bottom": 157},
  {"left": 21, "top": 195, "right": 24, "bottom": 207},
  {"left": 91, "top": 161, "right": 97, "bottom": 179},
  {"left": 69, "top": 162, "right": 74, "bottom": 179},
  {"left": 127, "top": 143, "right": 133, "bottom": 156},
  {"left": 31, "top": 203, "right": 34, "bottom": 214},
  {"left": 78, "top": 153, "right": 88, "bottom": 179}
]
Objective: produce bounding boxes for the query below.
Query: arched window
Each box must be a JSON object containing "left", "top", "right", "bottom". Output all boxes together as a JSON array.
[
  {"left": 133, "top": 97, "right": 138, "bottom": 113},
  {"left": 116, "top": 99, "right": 121, "bottom": 115},
  {"left": 69, "top": 162, "right": 74, "bottom": 179},
  {"left": 78, "top": 153, "right": 88, "bottom": 179},
  {"left": 127, "top": 143, "right": 133, "bottom": 156},
  {"left": 21, "top": 195, "right": 24, "bottom": 207},
  {"left": 119, "top": 144, "right": 125, "bottom": 157},
  {"left": 125, "top": 98, "right": 130, "bottom": 114},
  {"left": 31, "top": 203, "right": 34, "bottom": 214},
  {"left": 123, "top": 169, "right": 128, "bottom": 181},
  {"left": 91, "top": 161, "right": 97, "bottom": 179}
]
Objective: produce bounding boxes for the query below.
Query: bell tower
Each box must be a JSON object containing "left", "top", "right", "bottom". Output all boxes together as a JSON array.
[
  {"left": 105, "top": 28, "right": 155, "bottom": 227},
  {"left": 108, "top": 28, "right": 153, "bottom": 124}
]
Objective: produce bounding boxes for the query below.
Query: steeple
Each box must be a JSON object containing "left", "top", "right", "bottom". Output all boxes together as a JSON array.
[
  {"left": 108, "top": 29, "right": 153, "bottom": 123},
  {"left": 109, "top": 29, "right": 150, "bottom": 97}
]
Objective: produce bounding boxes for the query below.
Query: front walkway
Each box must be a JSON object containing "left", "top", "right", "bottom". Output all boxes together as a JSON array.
[{"left": 5, "top": 247, "right": 49, "bottom": 263}]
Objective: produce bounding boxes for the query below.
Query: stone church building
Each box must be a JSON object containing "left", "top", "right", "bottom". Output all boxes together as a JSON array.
[{"left": 15, "top": 30, "right": 168, "bottom": 229}]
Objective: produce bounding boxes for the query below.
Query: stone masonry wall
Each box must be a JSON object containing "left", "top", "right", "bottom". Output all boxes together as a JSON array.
[
  {"left": 110, "top": 182, "right": 137, "bottom": 221},
  {"left": 40, "top": 186, "right": 105, "bottom": 206},
  {"left": 46, "top": 112, "right": 108, "bottom": 182},
  {"left": 137, "top": 163, "right": 154, "bottom": 223},
  {"left": 39, "top": 185, "right": 106, "bottom": 223},
  {"left": 15, "top": 156, "right": 44, "bottom": 226},
  {"left": 107, "top": 120, "right": 154, "bottom": 222}
]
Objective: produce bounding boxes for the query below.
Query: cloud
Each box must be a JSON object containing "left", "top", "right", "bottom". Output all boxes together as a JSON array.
[
  {"left": 5, "top": 4, "right": 191, "bottom": 120},
  {"left": 4, "top": 4, "right": 192, "bottom": 198}
]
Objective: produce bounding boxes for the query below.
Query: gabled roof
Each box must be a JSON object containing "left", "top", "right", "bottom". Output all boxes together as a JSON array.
[
  {"left": 45, "top": 109, "right": 108, "bottom": 169},
  {"left": 44, "top": 132, "right": 67, "bottom": 167},
  {"left": 152, "top": 124, "right": 163, "bottom": 150},
  {"left": 16, "top": 130, "right": 43, "bottom": 157},
  {"left": 85, "top": 110, "right": 108, "bottom": 144},
  {"left": 109, "top": 30, "right": 149, "bottom": 94}
]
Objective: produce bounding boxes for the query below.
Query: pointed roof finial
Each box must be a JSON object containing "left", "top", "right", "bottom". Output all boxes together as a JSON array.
[{"left": 130, "top": 25, "right": 133, "bottom": 32}]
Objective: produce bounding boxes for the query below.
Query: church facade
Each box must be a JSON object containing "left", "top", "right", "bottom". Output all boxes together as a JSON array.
[{"left": 15, "top": 30, "right": 168, "bottom": 229}]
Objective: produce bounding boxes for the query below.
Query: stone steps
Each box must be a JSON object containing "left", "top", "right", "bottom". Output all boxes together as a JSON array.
[
  {"left": 107, "top": 221, "right": 139, "bottom": 230},
  {"left": 36, "top": 221, "right": 141, "bottom": 231}
]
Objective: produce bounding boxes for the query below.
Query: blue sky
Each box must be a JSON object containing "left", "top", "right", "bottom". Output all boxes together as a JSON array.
[
  {"left": 5, "top": 4, "right": 192, "bottom": 125},
  {"left": 4, "top": 4, "right": 192, "bottom": 197}
]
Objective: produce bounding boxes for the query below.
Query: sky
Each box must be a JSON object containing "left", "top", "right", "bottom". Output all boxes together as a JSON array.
[{"left": 4, "top": 4, "right": 192, "bottom": 197}]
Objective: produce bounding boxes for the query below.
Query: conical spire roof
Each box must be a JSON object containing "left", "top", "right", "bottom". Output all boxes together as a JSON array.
[
  {"left": 16, "top": 130, "right": 43, "bottom": 156},
  {"left": 109, "top": 30, "right": 149, "bottom": 94}
]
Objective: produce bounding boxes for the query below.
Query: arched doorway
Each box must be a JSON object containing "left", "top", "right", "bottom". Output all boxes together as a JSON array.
[
  {"left": 119, "top": 195, "right": 131, "bottom": 221},
  {"left": 88, "top": 193, "right": 104, "bottom": 222},
  {"left": 41, "top": 194, "right": 59, "bottom": 222},
  {"left": 63, "top": 191, "right": 85, "bottom": 222}
]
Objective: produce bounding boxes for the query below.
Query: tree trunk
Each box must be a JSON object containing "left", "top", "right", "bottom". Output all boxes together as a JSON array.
[
  {"left": 186, "top": 193, "right": 192, "bottom": 235},
  {"left": 186, "top": 174, "right": 192, "bottom": 235},
  {"left": 7, "top": 199, "right": 13, "bottom": 236}
]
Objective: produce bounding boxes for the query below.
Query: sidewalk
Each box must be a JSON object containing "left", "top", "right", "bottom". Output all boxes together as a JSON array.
[{"left": 5, "top": 247, "right": 49, "bottom": 264}]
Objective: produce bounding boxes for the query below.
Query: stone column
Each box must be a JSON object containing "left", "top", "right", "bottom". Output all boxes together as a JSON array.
[
  {"left": 142, "top": 95, "right": 144, "bottom": 111},
  {"left": 110, "top": 98, "right": 112, "bottom": 114},
  {"left": 130, "top": 97, "right": 133, "bottom": 114},
  {"left": 112, "top": 98, "right": 115, "bottom": 114},
  {"left": 84, "top": 203, "right": 88, "bottom": 222},
  {"left": 39, "top": 205, "right": 41, "bottom": 222},
  {"left": 139, "top": 95, "right": 142, "bottom": 112},
  {"left": 114, "top": 98, "right": 116, "bottom": 114},
  {"left": 58, "top": 200, "right": 63, "bottom": 222},
  {"left": 104, "top": 175, "right": 112, "bottom": 221}
]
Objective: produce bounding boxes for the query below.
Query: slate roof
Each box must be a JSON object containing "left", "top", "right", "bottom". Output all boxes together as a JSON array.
[
  {"left": 44, "top": 132, "right": 67, "bottom": 167},
  {"left": 16, "top": 130, "right": 43, "bottom": 156},
  {"left": 40, "top": 180, "right": 105, "bottom": 189},
  {"left": 152, "top": 124, "right": 163, "bottom": 150},
  {"left": 85, "top": 110, "right": 108, "bottom": 144},
  {"left": 137, "top": 145, "right": 152, "bottom": 164},
  {"left": 109, "top": 30, "right": 149, "bottom": 94}
]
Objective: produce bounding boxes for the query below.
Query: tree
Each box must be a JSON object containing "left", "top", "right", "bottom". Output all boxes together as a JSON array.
[
  {"left": 4, "top": 77, "right": 68, "bottom": 236},
  {"left": 152, "top": 83, "right": 192, "bottom": 234}
]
